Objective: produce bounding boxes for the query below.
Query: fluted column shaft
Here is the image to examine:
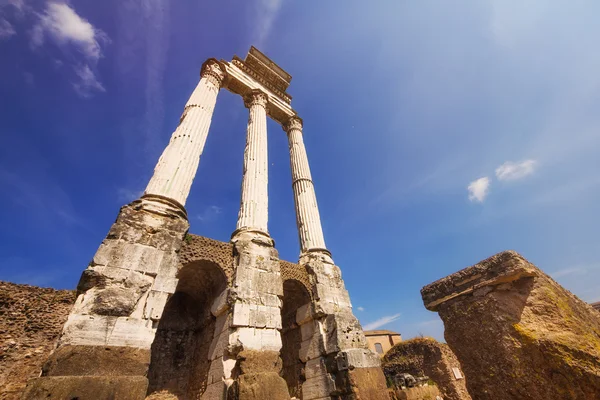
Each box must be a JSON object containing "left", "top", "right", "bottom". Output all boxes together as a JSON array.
[
  {"left": 235, "top": 90, "right": 270, "bottom": 235},
  {"left": 284, "top": 117, "right": 328, "bottom": 254},
  {"left": 144, "top": 59, "right": 226, "bottom": 207}
]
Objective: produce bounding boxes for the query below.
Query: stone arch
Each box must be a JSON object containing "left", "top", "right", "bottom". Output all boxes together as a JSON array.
[
  {"left": 281, "top": 278, "right": 312, "bottom": 398},
  {"left": 147, "top": 259, "right": 228, "bottom": 399}
]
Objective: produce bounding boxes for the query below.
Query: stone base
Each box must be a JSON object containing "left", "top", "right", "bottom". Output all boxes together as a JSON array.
[
  {"left": 42, "top": 345, "right": 150, "bottom": 377},
  {"left": 237, "top": 372, "right": 291, "bottom": 400},
  {"left": 421, "top": 251, "right": 600, "bottom": 400},
  {"left": 344, "top": 366, "right": 390, "bottom": 400},
  {"left": 22, "top": 376, "right": 148, "bottom": 400}
]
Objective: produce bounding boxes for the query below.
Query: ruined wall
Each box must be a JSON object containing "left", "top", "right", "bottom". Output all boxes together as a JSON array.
[
  {"left": 422, "top": 251, "right": 600, "bottom": 400},
  {"left": 382, "top": 337, "right": 471, "bottom": 400},
  {"left": 0, "top": 281, "right": 75, "bottom": 400}
]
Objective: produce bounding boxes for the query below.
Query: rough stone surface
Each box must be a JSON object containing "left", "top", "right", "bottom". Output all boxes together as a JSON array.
[
  {"left": 178, "top": 234, "right": 235, "bottom": 282},
  {"left": 42, "top": 345, "right": 150, "bottom": 377},
  {"left": 388, "top": 385, "right": 441, "bottom": 400},
  {"left": 22, "top": 376, "right": 148, "bottom": 400},
  {"left": 422, "top": 250, "right": 600, "bottom": 400},
  {"left": 0, "top": 281, "right": 75, "bottom": 400},
  {"left": 237, "top": 372, "right": 291, "bottom": 400},
  {"left": 382, "top": 337, "right": 471, "bottom": 400}
]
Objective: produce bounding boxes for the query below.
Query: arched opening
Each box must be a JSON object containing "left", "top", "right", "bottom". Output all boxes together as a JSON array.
[
  {"left": 280, "top": 279, "right": 311, "bottom": 398},
  {"left": 148, "top": 260, "right": 227, "bottom": 399}
]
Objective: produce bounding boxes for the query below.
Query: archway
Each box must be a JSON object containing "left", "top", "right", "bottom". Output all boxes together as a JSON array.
[
  {"left": 280, "top": 279, "right": 311, "bottom": 398},
  {"left": 147, "top": 260, "right": 227, "bottom": 399}
]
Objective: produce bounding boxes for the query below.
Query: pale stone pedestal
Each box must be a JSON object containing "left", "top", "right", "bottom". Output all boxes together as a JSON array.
[
  {"left": 23, "top": 195, "right": 189, "bottom": 400},
  {"left": 299, "top": 252, "right": 389, "bottom": 400}
]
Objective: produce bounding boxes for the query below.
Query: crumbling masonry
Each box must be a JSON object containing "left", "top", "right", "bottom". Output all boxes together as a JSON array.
[{"left": 23, "top": 48, "right": 388, "bottom": 400}]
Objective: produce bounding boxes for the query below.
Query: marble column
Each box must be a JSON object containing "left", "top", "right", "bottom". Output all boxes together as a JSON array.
[
  {"left": 144, "top": 58, "right": 226, "bottom": 207},
  {"left": 235, "top": 90, "right": 270, "bottom": 237},
  {"left": 283, "top": 116, "right": 328, "bottom": 255}
]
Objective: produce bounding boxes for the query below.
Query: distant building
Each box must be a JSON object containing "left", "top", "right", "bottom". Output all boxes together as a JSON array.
[
  {"left": 364, "top": 330, "right": 402, "bottom": 356},
  {"left": 592, "top": 302, "right": 600, "bottom": 311}
]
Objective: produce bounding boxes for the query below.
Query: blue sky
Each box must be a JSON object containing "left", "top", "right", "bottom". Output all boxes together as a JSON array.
[{"left": 1, "top": 0, "right": 599, "bottom": 341}]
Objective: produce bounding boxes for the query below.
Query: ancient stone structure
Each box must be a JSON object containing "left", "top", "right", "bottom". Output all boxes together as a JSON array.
[
  {"left": 592, "top": 301, "right": 600, "bottom": 312},
  {"left": 23, "top": 47, "right": 387, "bottom": 400},
  {"left": 0, "top": 281, "right": 75, "bottom": 400},
  {"left": 421, "top": 250, "right": 600, "bottom": 400},
  {"left": 381, "top": 337, "right": 471, "bottom": 400}
]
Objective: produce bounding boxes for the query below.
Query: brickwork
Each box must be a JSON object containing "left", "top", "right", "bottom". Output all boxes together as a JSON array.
[{"left": 0, "top": 281, "right": 75, "bottom": 400}]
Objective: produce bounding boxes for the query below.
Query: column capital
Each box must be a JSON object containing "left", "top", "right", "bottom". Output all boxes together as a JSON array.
[
  {"left": 244, "top": 89, "right": 269, "bottom": 109},
  {"left": 283, "top": 115, "right": 303, "bottom": 133},
  {"left": 200, "top": 58, "right": 227, "bottom": 87}
]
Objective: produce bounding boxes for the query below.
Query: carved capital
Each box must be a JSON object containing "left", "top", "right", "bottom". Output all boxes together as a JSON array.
[
  {"left": 244, "top": 89, "right": 269, "bottom": 109},
  {"left": 283, "top": 116, "right": 303, "bottom": 133},
  {"left": 201, "top": 58, "right": 226, "bottom": 87}
]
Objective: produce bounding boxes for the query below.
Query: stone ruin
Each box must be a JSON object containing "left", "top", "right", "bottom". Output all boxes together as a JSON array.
[
  {"left": 0, "top": 281, "right": 75, "bottom": 399},
  {"left": 21, "top": 47, "right": 387, "bottom": 400},
  {"left": 421, "top": 250, "right": 600, "bottom": 400},
  {"left": 381, "top": 337, "right": 471, "bottom": 400}
]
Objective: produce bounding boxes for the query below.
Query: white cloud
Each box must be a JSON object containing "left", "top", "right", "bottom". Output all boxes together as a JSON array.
[
  {"left": 495, "top": 160, "right": 537, "bottom": 181},
  {"left": 31, "top": 3, "right": 107, "bottom": 61},
  {"left": 363, "top": 313, "right": 401, "bottom": 330},
  {"left": 72, "top": 64, "right": 105, "bottom": 97},
  {"left": 29, "top": 2, "right": 108, "bottom": 97},
  {"left": 357, "top": 306, "right": 365, "bottom": 312},
  {"left": 468, "top": 177, "right": 490, "bottom": 203}
]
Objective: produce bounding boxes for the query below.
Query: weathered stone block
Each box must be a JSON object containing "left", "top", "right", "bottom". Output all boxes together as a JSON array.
[
  {"left": 106, "top": 317, "right": 155, "bottom": 348},
  {"left": 42, "top": 345, "right": 150, "bottom": 377},
  {"left": 237, "top": 372, "right": 290, "bottom": 400},
  {"left": 22, "top": 376, "right": 148, "bottom": 400},
  {"left": 421, "top": 250, "right": 600, "bottom": 400},
  {"left": 382, "top": 337, "right": 471, "bottom": 400}
]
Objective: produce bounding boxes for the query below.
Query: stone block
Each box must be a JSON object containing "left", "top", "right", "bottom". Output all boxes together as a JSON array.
[
  {"left": 213, "top": 312, "right": 232, "bottom": 338},
  {"left": 209, "top": 329, "right": 232, "bottom": 361},
  {"left": 106, "top": 317, "right": 155, "bottom": 349},
  {"left": 22, "top": 376, "right": 148, "bottom": 400},
  {"left": 299, "top": 335, "right": 325, "bottom": 362},
  {"left": 302, "top": 373, "right": 335, "bottom": 400},
  {"left": 337, "top": 348, "right": 380, "bottom": 370},
  {"left": 151, "top": 274, "right": 178, "bottom": 293},
  {"left": 304, "top": 357, "right": 328, "bottom": 380},
  {"left": 42, "top": 345, "right": 150, "bottom": 377},
  {"left": 211, "top": 288, "right": 231, "bottom": 317},
  {"left": 60, "top": 314, "right": 117, "bottom": 346},
  {"left": 237, "top": 372, "right": 290, "bottom": 400},
  {"left": 421, "top": 250, "right": 600, "bottom": 400},
  {"left": 201, "top": 381, "right": 227, "bottom": 400},
  {"left": 234, "top": 327, "right": 282, "bottom": 352},
  {"left": 232, "top": 302, "right": 251, "bottom": 327},
  {"left": 143, "top": 290, "right": 170, "bottom": 321},
  {"left": 296, "top": 303, "right": 314, "bottom": 325}
]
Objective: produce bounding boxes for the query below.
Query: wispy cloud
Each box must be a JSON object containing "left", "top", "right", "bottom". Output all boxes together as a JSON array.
[
  {"left": 30, "top": 2, "right": 109, "bottom": 97},
  {"left": 0, "top": 16, "right": 16, "bottom": 39},
  {"left": 496, "top": 160, "right": 537, "bottom": 181},
  {"left": 253, "top": 0, "right": 283, "bottom": 47},
  {"left": 468, "top": 177, "right": 490, "bottom": 203},
  {"left": 196, "top": 205, "right": 222, "bottom": 223},
  {"left": 72, "top": 64, "right": 105, "bottom": 97},
  {"left": 357, "top": 306, "right": 365, "bottom": 312},
  {"left": 363, "top": 313, "right": 401, "bottom": 330}
]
